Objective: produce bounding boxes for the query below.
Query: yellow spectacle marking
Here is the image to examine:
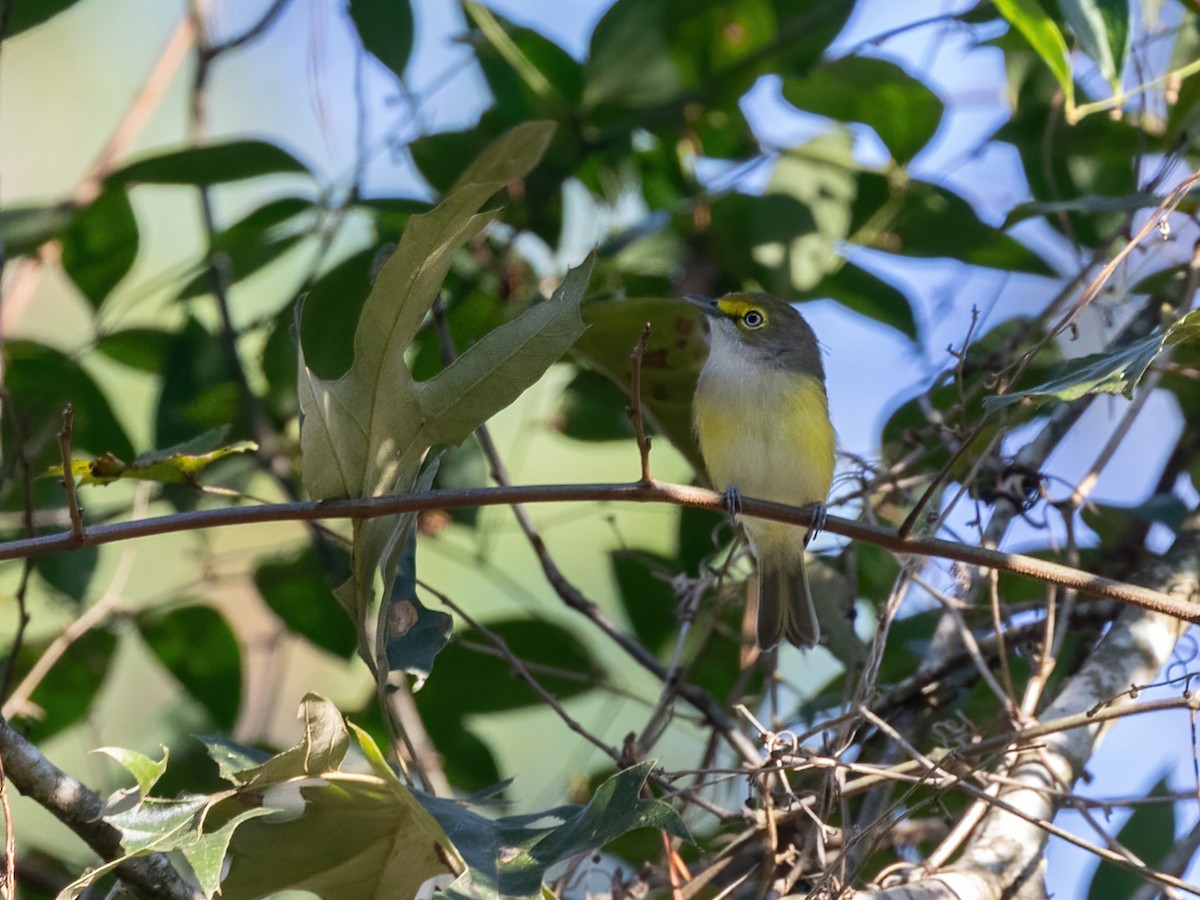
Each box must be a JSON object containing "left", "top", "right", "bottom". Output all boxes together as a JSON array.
[{"left": 717, "top": 297, "right": 768, "bottom": 326}]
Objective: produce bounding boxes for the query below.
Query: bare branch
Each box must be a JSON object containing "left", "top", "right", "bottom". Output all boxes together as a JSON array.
[
  {"left": 0, "top": 716, "right": 199, "bottom": 899},
  {"left": 861, "top": 506, "right": 1200, "bottom": 899},
  {"left": 0, "top": 481, "right": 1191, "bottom": 625}
]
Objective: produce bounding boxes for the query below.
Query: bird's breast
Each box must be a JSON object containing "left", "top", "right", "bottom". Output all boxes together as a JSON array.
[{"left": 694, "top": 365, "right": 835, "bottom": 511}]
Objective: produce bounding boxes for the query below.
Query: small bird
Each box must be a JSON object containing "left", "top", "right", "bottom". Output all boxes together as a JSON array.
[{"left": 690, "top": 292, "right": 835, "bottom": 649}]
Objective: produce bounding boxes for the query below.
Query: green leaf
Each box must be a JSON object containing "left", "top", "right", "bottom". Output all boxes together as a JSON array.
[
  {"left": 7, "top": 628, "right": 116, "bottom": 742},
  {"left": 421, "top": 761, "right": 689, "bottom": 898},
  {"left": 298, "top": 247, "right": 377, "bottom": 379},
  {"left": 348, "top": 0, "right": 414, "bottom": 81},
  {"left": 34, "top": 542, "right": 98, "bottom": 601},
  {"left": 384, "top": 532, "right": 452, "bottom": 685},
  {"left": 138, "top": 605, "right": 241, "bottom": 731},
  {"left": 182, "top": 695, "right": 461, "bottom": 899},
  {"left": 994, "top": 0, "right": 1074, "bottom": 109},
  {"left": 611, "top": 550, "right": 680, "bottom": 653},
  {"left": 61, "top": 184, "right": 139, "bottom": 308},
  {"left": 106, "top": 795, "right": 210, "bottom": 854},
  {"left": 254, "top": 544, "right": 357, "bottom": 658},
  {"left": 759, "top": 133, "right": 858, "bottom": 290},
  {"left": 852, "top": 171, "right": 1053, "bottom": 275},
  {"left": 583, "top": 0, "right": 845, "bottom": 115},
  {"left": 1058, "top": 0, "right": 1129, "bottom": 89},
  {"left": 1081, "top": 494, "right": 1190, "bottom": 545},
  {"left": 298, "top": 122, "right": 589, "bottom": 649},
  {"left": 113, "top": 140, "right": 311, "bottom": 186},
  {"left": 181, "top": 807, "right": 276, "bottom": 899},
  {"left": 409, "top": 129, "right": 495, "bottom": 197},
  {"left": 96, "top": 746, "right": 170, "bottom": 797},
  {"left": 4, "top": 340, "right": 136, "bottom": 465},
  {"left": 154, "top": 317, "right": 242, "bottom": 452},
  {"left": 983, "top": 311, "right": 1200, "bottom": 410},
  {"left": 583, "top": 0, "right": 686, "bottom": 110},
  {"left": 782, "top": 56, "right": 944, "bottom": 163},
  {"left": 4, "top": 0, "right": 85, "bottom": 36},
  {"left": 469, "top": 3, "right": 584, "bottom": 119},
  {"left": 230, "top": 693, "right": 350, "bottom": 788},
  {"left": 574, "top": 296, "right": 709, "bottom": 472},
  {"left": 416, "top": 619, "right": 605, "bottom": 715},
  {"left": 176, "top": 196, "right": 311, "bottom": 300},
  {"left": 557, "top": 368, "right": 639, "bottom": 442},
  {"left": 996, "top": 43, "right": 1151, "bottom": 245},
  {"left": 262, "top": 307, "right": 300, "bottom": 420},
  {"left": 199, "top": 736, "right": 271, "bottom": 784},
  {"left": 0, "top": 203, "right": 74, "bottom": 256},
  {"left": 220, "top": 771, "right": 460, "bottom": 900},
  {"left": 96, "top": 328, "right": 172, "bottom": 372},
  {"left": 1085, "top": 776, "right": 1174, "bottom": 898},
  {"left": 50, "top": 437, "right": 257, "bottom": 487},
  {"left": 1004, "top": 190, "right": 1199, "bottom": 226},
  {"left": 806, "top": 260, "right": 918, "bottom": 340}
]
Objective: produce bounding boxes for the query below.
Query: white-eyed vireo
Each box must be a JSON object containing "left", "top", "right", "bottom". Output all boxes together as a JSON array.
[{"left": 690, "top": 292, "right": 835, "bottom": 649}]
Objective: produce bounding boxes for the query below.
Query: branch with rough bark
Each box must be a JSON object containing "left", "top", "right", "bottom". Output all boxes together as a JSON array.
[{"left": 860, "top": 507, "right": 1200, "bottom": 899}]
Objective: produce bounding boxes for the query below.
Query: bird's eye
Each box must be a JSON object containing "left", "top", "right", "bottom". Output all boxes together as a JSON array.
[{"left": 742, "top": 310, "right": 765, "bottom": 328}]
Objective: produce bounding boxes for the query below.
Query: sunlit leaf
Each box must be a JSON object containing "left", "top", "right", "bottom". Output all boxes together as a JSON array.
[
  {"left": 984, "top": 312, "right": 1200, "bottom": 409},
  {"left": 229, "top": 693, "right": 349, "bottom": 788},
  {"left": 221, "top": 772, "right": 459, "bottom": 900},
  {"left": 48, "top": 438, "right": 256, "bottom": 487},
  {"left": 1058, "top": 0, "right": 1128, "bottom": 89},
  {"left": 96, "top": 746, "right": 170, "bottom": 797},
  {"left": 199, "top": 695, "right": 461, "bottom": 899},
  {"left": 298, "top": 122, "right": 590, "bottom": 650},
  {"left": 994, "top": 0, "right": 1074, "bottom": 109}
]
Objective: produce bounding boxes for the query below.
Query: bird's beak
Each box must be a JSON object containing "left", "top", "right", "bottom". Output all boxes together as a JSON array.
[{"left": 684, "top": 293, "right": 721, "bottom": 317}]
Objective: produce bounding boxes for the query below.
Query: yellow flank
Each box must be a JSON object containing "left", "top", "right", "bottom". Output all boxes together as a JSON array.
[{"left": 694, "top": 368, "right": 835, "bottom": 557}]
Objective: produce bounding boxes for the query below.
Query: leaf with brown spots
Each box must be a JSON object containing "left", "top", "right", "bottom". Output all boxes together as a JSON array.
[{"left": 573, "top": 297, "right": 707, "bottom": 472}]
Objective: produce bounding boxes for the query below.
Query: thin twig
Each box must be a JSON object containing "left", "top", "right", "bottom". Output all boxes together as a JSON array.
[
  {"left": 0, "top": 754, "right": 13, "bottom": 900},
  {"left": 430, "top": 585, "right": 624, "bottom": 765},
  {"left": 57, "top": 405, "right": 84, "bottom": 544},
  {"left": 628, "top": 322, "right": 653, "bottom": 485},
  {"left": 3, "top": 486, "right": 151, "bottom": 720}
]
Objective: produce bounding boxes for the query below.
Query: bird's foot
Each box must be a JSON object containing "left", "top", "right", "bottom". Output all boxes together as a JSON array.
[
  {"left": 805, "top": 502, "right": 828, "bottom": 545},
  {"left": 722, "top": 486, "right": 743, "bottom": 518}
]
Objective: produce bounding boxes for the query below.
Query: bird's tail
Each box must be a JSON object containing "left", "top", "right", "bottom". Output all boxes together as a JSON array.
[{"left": 757, "top": 552, "right": 820, "bottom": 649}]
